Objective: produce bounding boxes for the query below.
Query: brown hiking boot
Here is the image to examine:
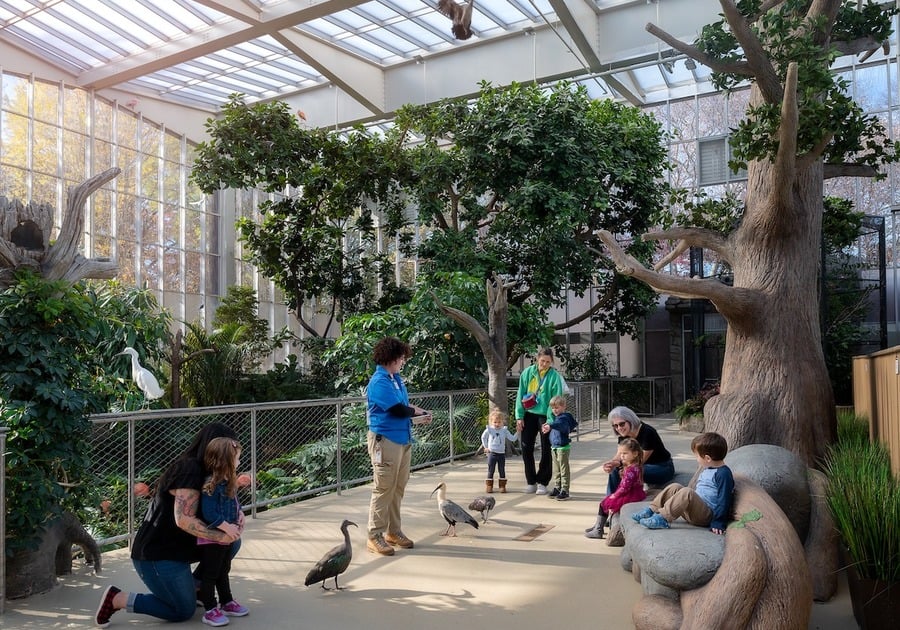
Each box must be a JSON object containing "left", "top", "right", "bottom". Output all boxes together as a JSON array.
[
  {"left": 367, "top": 534, "right": 395, "bottom": 555},
  {"left": 385, "top": 531, "right": 414, "bottom": 549}
]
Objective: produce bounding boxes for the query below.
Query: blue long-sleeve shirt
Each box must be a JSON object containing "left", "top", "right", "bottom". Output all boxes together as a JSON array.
[
  {"left": 366, "top": 365, "right": 414, "bottom": 445},
  {"left": 694, "top": 464, "right": 734, "bottom": 531}
]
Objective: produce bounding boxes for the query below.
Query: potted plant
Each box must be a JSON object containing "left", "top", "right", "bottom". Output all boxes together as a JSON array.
[
  {"left": 674, "top": 381, "right": 719, "bottom": 432},
  {"left": 824, "top": 413, "right": 900, "bottom": 629}
]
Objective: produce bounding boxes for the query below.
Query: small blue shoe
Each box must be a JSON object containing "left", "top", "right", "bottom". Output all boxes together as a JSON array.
[
  {"left": 640, "top": 514, "right": 670, "bottom": 529},
  {"left": 631, "top": 507, "right": 654, "bottom": 522}
]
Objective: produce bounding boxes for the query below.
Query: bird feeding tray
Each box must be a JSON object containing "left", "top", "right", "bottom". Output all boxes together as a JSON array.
[{"left": 514, "top": 524, "right": 555, "bottom": 542}]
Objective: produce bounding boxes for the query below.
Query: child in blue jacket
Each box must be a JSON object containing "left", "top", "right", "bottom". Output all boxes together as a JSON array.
[{"left": 542, "top": 395, "right": 578, "bottom": 500}]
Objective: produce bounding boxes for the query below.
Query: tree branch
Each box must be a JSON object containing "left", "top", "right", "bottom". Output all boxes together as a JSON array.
[
  {"left": 42, "top": 168, "right": 121, "bottom": 284},
  {"left": 773, "top": 62, "right": 799, "bottom": 209},
  {"left": 642, "top": 227, "right": 732, "bottom": 264},
  {"left": 719, "top": 0, "right": 784, "bottom": 104},
  {"left": 797, "top": 130, "right": 833, "bottom": 170},
  {"left": 653, "top": 240, "right": 689, "bottom": 271},
  {"left": 597, "top": 229, "right": 761, "bottom": 330},
  {"left": 823, "top": 163, "right": 880, "bottom": 179},
  {"left": 833, "top": 36, "right": 888, "bottom": 57},
  {"left": 429, "top": 289, "right": 502, "bottom": 365},
  {"left": 645, "top": 23, "right": 753, "bottom": 78},
  {"left": 805, "top": 0, "right": 843, "bottom": 46},
  {"left": 552, "top": 282, "right": 616, "bottom": 330}
]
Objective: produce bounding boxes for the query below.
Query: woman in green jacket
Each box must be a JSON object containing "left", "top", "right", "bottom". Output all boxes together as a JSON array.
[{"left": 514, "top": 348, "right": 565, "bottom": 494}]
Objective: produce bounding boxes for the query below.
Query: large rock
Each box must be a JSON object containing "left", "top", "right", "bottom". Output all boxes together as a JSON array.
[
  {"left": 621, "top": 503, "right": 725, "bottom": 592},
  {"left": 727, "top": 443, "right": 810, "bottom": 542}
]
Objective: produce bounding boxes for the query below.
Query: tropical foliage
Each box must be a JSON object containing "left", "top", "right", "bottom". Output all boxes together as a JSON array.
[{"left": 0, "top": 273, "right": 170, "bottom": 552}]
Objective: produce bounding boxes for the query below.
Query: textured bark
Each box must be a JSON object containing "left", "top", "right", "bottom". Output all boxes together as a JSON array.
[
  {"left": 432, "top": 274, "right": 510, "bottom": 414},
  {"left": 805, "top": 469, "right": 839, "bottom": 601},
  {"left": 701, "top": 86, "right": 834, "bottom": 464},
  {"left": 5, "top": 512, "right": 101, "bottom": 599},
  {"left": 0, "top": 167, "right": 120, "bottom": 288},
  {"left": 680, "top": 478, "right": 813, "bottom": 630}
]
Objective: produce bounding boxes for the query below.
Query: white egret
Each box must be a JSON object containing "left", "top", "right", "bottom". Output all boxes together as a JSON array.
[{"left": 117, "top": 347, "right": 164, "bottom": 406}]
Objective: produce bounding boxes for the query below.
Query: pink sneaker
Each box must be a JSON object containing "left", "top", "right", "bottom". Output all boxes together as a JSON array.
[
  {"left": 221, "top": 600, "right": 249, "bottom": 617},
  {"left": 201, "top": 608, "right": 229, "bottom": 627}
]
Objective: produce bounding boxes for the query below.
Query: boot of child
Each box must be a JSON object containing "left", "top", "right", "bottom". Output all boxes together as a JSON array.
[
  {"left": 584, "top": 511, "right": 608, "bottom": 539},
  {"left": 498, "top": 478, "right": 507, "bottom": 493},
  {"left": 485, "top": 479, "right": 494, "bottom": 494}
]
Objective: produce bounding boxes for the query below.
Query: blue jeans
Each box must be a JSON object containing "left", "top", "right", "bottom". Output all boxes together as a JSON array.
[
  {"left": 606, "top": 459, "right": 675, "bottom": 495},
  {"left": 132, "top": 541, "right": 242, "bottom": 621},
  {"left": 131, "top": 559, "right": 197, "bottom": 621}
]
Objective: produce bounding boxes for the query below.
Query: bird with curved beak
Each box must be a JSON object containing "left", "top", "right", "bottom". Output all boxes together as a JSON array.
[
  {"left": 117, "top": 346, "right": 164, "bottom": 407},
  {"left": 431, "top": 482, "right": 479, "bottom": 536},
  {"left": 468, "top": 495, "right": 496, "bottom": 524},
  {"left": 305, "top": 519, "right": 358, "bottom": 590}
]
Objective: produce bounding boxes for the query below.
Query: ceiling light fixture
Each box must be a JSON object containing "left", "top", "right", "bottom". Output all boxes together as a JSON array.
[{"left": 684, "top": 58, "right": 697, "bottom": 71}]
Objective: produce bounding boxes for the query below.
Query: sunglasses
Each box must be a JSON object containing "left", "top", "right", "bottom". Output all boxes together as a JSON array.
[{"left": 612, "top": 421, "right": 628, "bottom": 429}]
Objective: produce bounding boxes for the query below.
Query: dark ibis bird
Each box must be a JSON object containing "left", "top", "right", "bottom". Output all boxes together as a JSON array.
[
  {"left": 304, "top": 519, "right": 357, "bottom": 590},
  {"left": 431, "top": 482, "right": 479, "bottom": 536},
  {"left": 468, "top": 495, "right": 496, "bottom": 523}
]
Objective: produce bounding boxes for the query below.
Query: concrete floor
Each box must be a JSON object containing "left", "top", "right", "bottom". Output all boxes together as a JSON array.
[{"left": 2, "top": 417, "right": 855, "bottom": 629}]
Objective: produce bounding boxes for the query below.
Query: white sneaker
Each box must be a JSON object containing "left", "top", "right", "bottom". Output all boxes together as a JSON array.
[
  {"left": 524, "top": 484, "right": 537, "bottom": 494},
  {"left": 536, "top": 484, "right": 548, "bottom": 495}
]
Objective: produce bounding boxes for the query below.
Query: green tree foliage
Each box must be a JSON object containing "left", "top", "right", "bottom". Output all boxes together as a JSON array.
[
  {"left": 698, "top": 0, "right": 899, "bottom": 175},
  {"left": 212, "top": 284, "right": 294, "bottom": 372},
  {"left": 397, "top": 81, "right": 665, "bottom": 338},
  {"left": 191, "top": 95, "right": 411, "bottom": 337},
  {"left": 191, "top": 84, "right": 669, "bottom": 403},
  {"left": 179, "top": 321, "right": 249, "bottom": 406},
  {"left": 0, "top": 273, "right": 170, "bottom": 552},
  {"left": 325, "top": 272, "right": 550, "bottom": 392}
]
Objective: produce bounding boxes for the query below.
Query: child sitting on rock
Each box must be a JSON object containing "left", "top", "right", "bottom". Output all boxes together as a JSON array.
[{"left": 633, "top": 432, "right": 734, "bottom": 534}]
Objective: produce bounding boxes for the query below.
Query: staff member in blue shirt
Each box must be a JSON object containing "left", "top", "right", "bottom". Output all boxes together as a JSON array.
[{"left": 365, "top": 336, "right": 431, "bottom": 556}]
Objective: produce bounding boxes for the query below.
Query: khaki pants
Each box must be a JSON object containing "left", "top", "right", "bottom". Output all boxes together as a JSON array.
[
  {"left": 367, "top": 431, "right": 412, "bottom": 538},
  {"left": 650, "top": 482, "right": 713, "bottom": 527},
  {"left": 550, "top": 447, "right": 570, "bottom": 491}
]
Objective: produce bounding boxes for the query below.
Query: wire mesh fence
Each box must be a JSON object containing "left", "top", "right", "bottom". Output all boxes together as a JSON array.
[
  {"left": 85, "top": 390, "right": 490, "bottom": 548},
  {"left": 79, "top": 380, "right": 661, "bottom": 548}
]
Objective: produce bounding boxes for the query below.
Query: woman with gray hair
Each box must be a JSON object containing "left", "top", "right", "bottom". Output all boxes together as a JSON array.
[{"left": 601, "top": 406, "right": 674, "bottom": 496}]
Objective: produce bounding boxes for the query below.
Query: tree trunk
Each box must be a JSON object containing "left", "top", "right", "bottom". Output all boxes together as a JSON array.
[
  {"left": 5, "top": 512, "right": 101, "bottom": 599},
  {"left": 598, "top": 75, "right": 836, "bottom": 466},
  {"left": 703, "top": 89, "right": 835, "bottom": 465},
  {"left": 433, "top": 274, "right": 511, "bottom": 415}
]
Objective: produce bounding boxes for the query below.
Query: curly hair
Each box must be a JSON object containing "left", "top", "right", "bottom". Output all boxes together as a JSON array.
[{"left": 372, "top": 336, "right": 411, "bottom": 366}]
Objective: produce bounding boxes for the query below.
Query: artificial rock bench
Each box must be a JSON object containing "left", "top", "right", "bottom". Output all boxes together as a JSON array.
[{"left": 618, "top": 444, "right": 838, "bottom": 630}]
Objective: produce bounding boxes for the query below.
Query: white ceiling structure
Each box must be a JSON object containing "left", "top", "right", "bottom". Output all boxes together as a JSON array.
[{"left": 0, "top": 0, "right": 722, "bottom": 129}]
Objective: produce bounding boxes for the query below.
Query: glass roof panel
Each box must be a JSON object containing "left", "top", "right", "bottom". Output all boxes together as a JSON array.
[{"left": 0, "top": 0, "right": 716, "bottom": 120}]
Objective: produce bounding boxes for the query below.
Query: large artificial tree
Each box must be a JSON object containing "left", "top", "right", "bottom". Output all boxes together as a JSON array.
[{"left": 599, "top": 0, "right": 899, "bottom": 464}]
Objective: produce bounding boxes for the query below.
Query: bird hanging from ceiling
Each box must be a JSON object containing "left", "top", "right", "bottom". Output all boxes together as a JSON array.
[
  {"left": 304, "top": 519, "right": 357, "bottom": 590},
  {"left": 468, "top": 495, "right": 496, "bottom": 524},
  {"left": 437, "top": 0, "right": 475, "bottom": 41},
  {"left": 431, "top": 482, "right": 479, "bottom": 536},
  {"left": 117, "top": 346, "right": 165, "bottom": 407}
]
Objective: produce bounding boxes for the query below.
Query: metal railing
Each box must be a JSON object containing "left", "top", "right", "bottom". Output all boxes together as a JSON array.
[{"left": 0, "top": 377, "right": 666, "bottom": 600}]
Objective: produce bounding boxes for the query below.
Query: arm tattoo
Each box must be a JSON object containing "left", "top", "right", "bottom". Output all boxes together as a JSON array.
[{"left": 173, "top": 488, "right": 231, "bottom": 542}]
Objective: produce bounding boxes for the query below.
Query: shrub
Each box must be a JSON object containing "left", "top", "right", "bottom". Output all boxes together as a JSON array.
[
  {"left": 674, "top": 381, "right": 720, "bottom": 421},
  {"left": 824, "top": 413, "right": 900, "bottom": 583}
]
